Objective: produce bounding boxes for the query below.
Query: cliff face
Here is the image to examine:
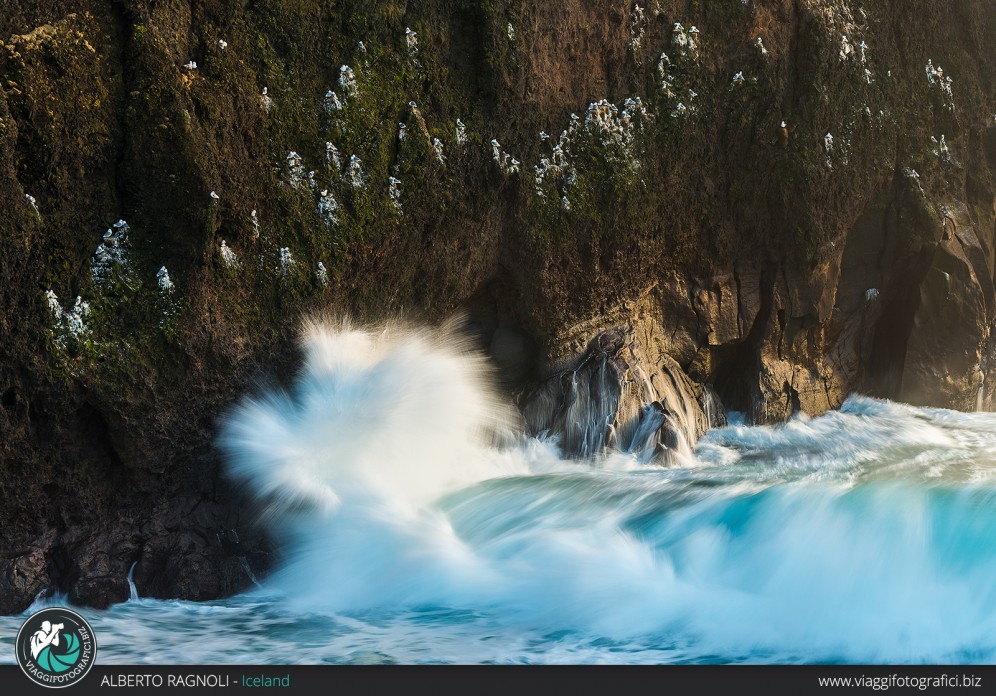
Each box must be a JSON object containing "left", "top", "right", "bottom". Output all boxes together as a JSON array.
[{"left": 0, "top": 0, "right": 993, "bottom": 613}]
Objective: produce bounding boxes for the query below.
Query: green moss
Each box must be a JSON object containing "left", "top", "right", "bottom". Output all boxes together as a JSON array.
[
  {"left": 8, "top": 0, "right": 993, "bottom": 437},
  {"left": 43, "top": 254, "right": 187, "bottom": 395}
]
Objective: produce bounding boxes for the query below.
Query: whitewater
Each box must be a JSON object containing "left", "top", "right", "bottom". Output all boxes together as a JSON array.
[{"left": 3, "top": 319, "right": 996, "bottom": 664}]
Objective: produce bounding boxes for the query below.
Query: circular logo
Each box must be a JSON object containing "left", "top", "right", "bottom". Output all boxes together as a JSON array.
[{"left": 15, "top": 608, "right": 97, "bottom": 688}]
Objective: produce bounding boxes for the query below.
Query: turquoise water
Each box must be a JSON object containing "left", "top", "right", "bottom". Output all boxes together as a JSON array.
[
  {"left": 3, "top": 396, "right": 996, "bottom": 664},
  {"left": 5, "top": 321, "right": 996, "bottom": 664}
]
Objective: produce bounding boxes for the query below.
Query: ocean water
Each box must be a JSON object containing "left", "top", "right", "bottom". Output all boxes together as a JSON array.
[{"left": 3, "top": 320, "right": 996, "bottom": 665}]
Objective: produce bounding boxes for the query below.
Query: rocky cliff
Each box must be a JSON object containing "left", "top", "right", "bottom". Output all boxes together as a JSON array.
[{"left": 0, "top": 0, "right": 993, "bottom": 613}]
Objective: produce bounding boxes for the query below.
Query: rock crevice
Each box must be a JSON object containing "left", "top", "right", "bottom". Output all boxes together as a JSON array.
[{"left": 0, "top": 0, "right": 993, "bottom": 611}]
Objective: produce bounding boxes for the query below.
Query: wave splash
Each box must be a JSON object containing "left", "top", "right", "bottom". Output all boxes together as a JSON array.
[
  {"left": 220, "top": 319, "right": 996, "bottom": 663},
  {"left": 221, "top": 318, "right": 522, "bottom": 514}
]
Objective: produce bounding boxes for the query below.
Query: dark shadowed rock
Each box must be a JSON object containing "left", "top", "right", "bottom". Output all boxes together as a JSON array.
[
  {"left": 0, "top": 0, "right": 994, "bottom": 611},
  {"left": 0, "top": 533, "right": 54, "bottom": 614},
  {"left": 901, "top": 205, "right": 990, "bottom": 410}
]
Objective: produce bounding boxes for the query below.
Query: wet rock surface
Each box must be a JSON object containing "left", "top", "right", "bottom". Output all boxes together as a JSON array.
[
  {"left": 0, "top": 0, "right": 994, "bottom": 611},
  {"left": 520, "top": 321, "right": 722, "bottom": 463}
]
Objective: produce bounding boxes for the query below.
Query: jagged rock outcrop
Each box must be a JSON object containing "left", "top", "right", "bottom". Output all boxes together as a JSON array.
[
  {"left": 520, "top": 321, "right": 723, "bottom": 464},
  {"left": 0, "top": 0, "right": 994, "bottom": 612}
]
